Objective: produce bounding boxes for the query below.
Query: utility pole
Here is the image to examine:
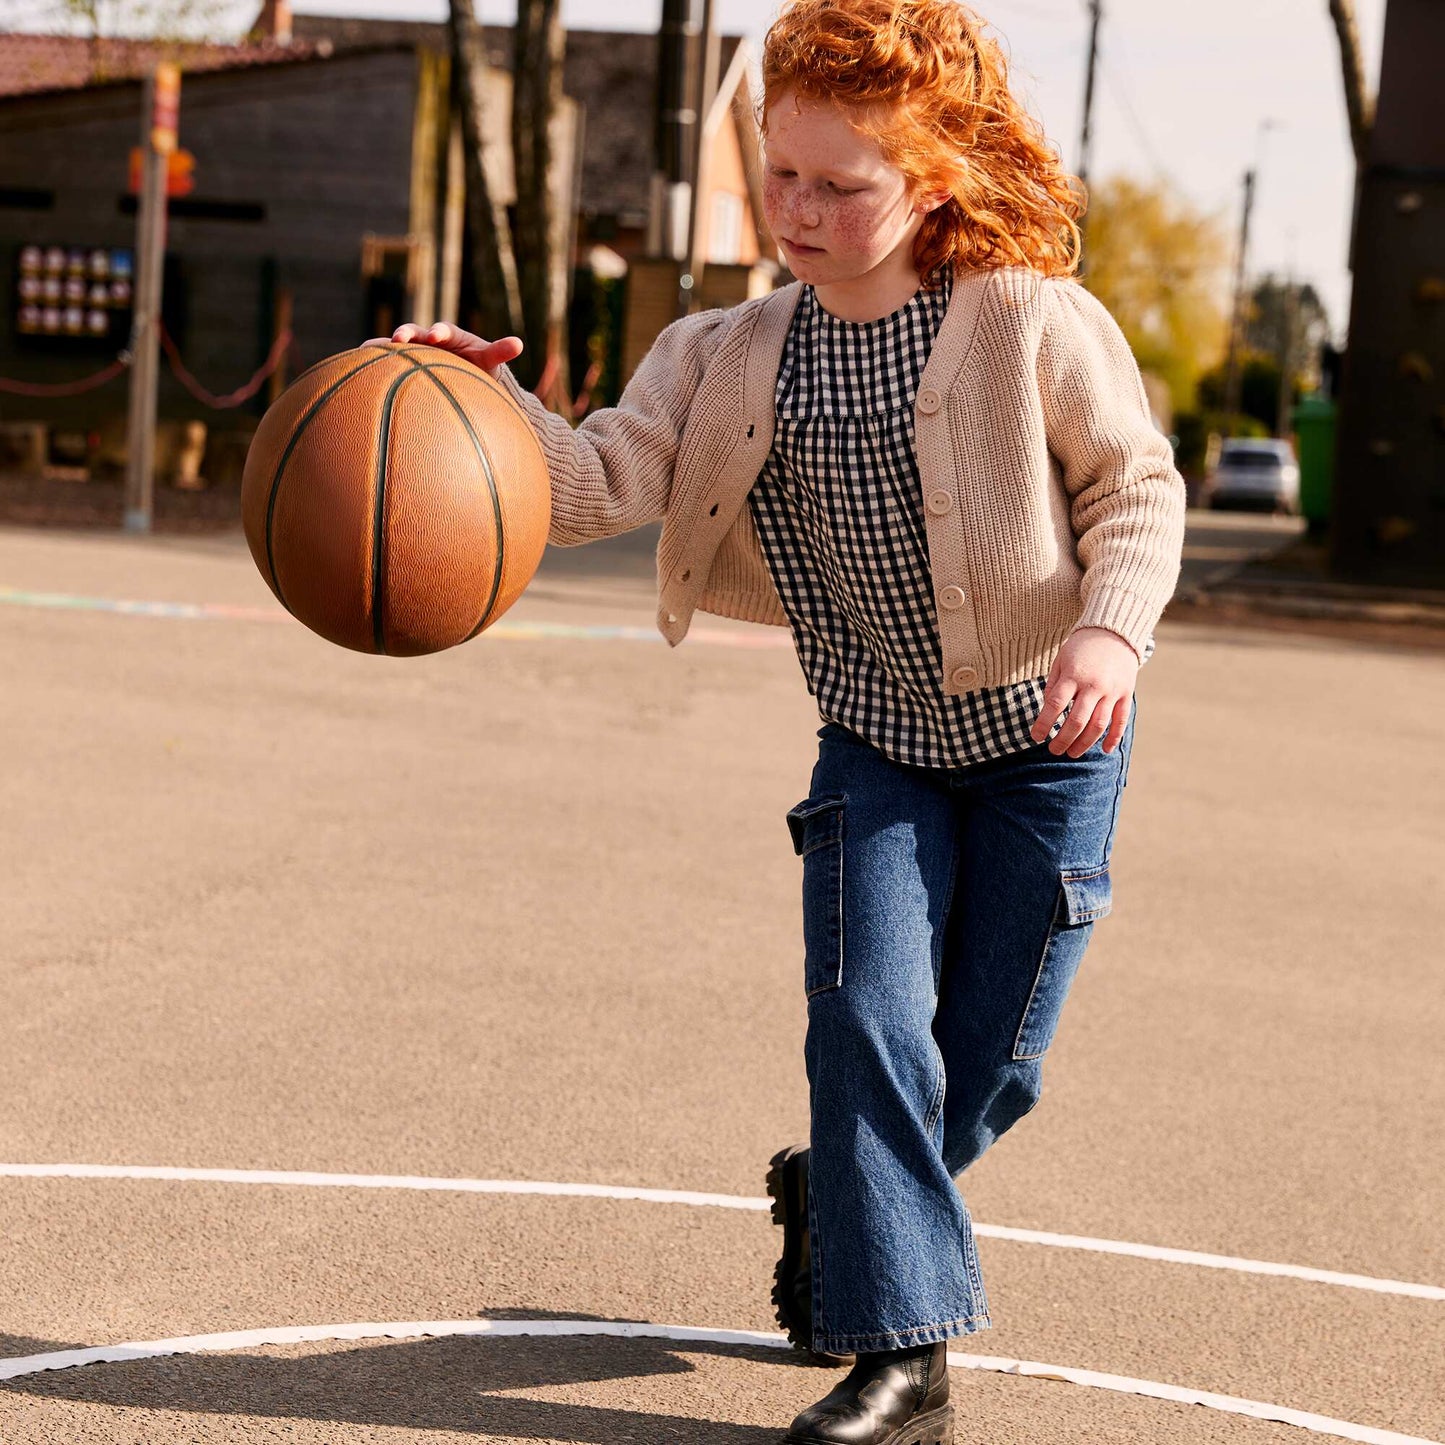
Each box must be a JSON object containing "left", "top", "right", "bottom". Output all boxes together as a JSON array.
[
  {"left": 1075, "top": 0, "right": 1102, "bottom": 264},
  {"left": 1221, "top": 167, "right": 1256, "bottom": 431},
  {"left": 123, "top": 63, "right": 178, "bottom": 535},
  {"left": 1276, "top": 235, "right": 1301, "bottom": 439},
  {"left": 1077, "top": 0, "right": 1102, "bottom": 192}
]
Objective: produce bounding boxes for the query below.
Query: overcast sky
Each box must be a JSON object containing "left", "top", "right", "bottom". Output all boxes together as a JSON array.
[{"left": 7, "top": 0, "right": 1390, "bottom": 339}]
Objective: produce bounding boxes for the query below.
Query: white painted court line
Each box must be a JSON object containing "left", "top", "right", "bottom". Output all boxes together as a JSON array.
[
  {"left": 3, "top": 1162, "right": 1442, "bottom": 1304},
  {"left": 0, "top": 1318, "right": 1436, "bottom": 1445}
]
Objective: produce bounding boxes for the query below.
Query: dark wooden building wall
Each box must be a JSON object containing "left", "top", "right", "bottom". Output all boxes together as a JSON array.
[{"left": 0, "top": 47, "right": 418, "bottom": 435}]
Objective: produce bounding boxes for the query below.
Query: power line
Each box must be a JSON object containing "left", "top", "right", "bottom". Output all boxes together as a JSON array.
[{"left": 1098, "top": 53, "right": 1173, "bottom": 183}]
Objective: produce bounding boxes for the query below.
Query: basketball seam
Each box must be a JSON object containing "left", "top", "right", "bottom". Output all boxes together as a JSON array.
[
  {"left": 285, "top": 344, "right": 430, "bottom": 393},
  {"left": 406, "top": 362, "right": 507, "bottom": 640},
  {"left": 412, "top": 361, "right": 550, "bottom": 483},
  {"left": 360, "top": 351, "right": 547, "bottom": 494},
  {"left": 264, "top": 350, "right": 396, "bottom": 611},
  {"left": 372, "top": 368, "right": 418, "bottom": 656}
]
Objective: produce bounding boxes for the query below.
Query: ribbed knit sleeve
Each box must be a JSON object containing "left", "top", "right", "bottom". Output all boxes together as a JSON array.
[
  {"left": 1037, "top": 281, "right": 1187, "bottom": 657},
  {"left": 493, "top": 308, "right": 731, "bottom": 547}
]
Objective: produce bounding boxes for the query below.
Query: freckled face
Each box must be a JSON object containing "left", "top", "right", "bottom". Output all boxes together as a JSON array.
[{"left": 761, "top": 88, "right": 928, "bottom": 287}]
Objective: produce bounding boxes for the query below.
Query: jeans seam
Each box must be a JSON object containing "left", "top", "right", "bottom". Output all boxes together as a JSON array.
[
  {"left": 812, "top": 1311, "right": 992, "bottom": 1353},
  {"left": 1101, "top": 725, "right": 1130, "bottom": 861},
  {"left": 809, "top": 1168, "right": 828, "bottom": 1343},
  {"left": 923, "top": 1038, "right": 947, "bottom": 1138},
  {"left": 1012, "top": 887, "right": 1063, "bottom": 1062},
  {"left": 923, "top": 831, "right": 960, "bottom": 1138}
]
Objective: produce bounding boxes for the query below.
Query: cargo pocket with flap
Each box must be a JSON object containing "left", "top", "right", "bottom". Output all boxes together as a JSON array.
[
  {"left": 786, "top": 795, "right": 846, "bottom": 999},
  {"left": 1013, "top": 864, "right": 1113, "bottom": 1061}
]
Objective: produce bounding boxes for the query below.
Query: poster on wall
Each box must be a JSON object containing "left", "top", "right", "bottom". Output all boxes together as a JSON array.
[{"left": 14, "top": 243, "right": 134, "bottom": 344}]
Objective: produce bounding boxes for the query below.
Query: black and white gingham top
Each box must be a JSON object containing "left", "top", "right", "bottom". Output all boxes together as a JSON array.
[{"left": 749, "top": 269, "right": 1053, "bottom": 769}]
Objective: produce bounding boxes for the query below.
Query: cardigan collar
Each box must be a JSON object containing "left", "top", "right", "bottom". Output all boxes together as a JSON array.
[{"left": 749, "top": 268, "right": 997, "bottom": 409}]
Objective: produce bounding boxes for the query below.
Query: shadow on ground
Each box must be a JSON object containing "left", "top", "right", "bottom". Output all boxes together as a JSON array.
[{"left": 1, "top": 1311, "right": 789, "bottom": 1440}]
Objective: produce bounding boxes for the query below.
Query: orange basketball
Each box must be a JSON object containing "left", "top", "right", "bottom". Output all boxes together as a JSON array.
[{"left": 241, "top": 343, "right": 550, "bottom": 656}]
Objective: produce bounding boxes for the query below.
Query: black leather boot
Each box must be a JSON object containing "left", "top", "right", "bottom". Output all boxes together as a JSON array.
[
  {"left": 765, "top": 1143, "right": 854, "bottom": 1366},
  {"left": 782, "top": 1340, "right": 953, "bottom": 1444}
]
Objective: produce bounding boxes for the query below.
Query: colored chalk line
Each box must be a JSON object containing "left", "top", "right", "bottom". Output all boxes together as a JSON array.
[
  {"left": 0, "top": 584, "right": 792, "bottom": 649},
  {"left": 3, "top": 1163, "right": 1440, "bottom": 1304},
  {"left": 0, "top": 1318, "right": 1436, "bottom": 1445}
]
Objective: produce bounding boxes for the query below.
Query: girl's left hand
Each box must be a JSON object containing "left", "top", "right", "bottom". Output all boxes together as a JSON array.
[{"left": 1030, "top": 627, "right": 1140, "bottom": 757}]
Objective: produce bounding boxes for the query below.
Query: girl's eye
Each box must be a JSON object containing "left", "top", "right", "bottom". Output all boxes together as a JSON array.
[{"left": 827, "top": 183, "right": 861, "bottom": 196}]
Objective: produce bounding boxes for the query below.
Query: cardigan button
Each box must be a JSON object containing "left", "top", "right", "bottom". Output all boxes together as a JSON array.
[
  {"left": 950, "top": 665, "right": 980, "bottom": 689},
  {"left": 926, "top": 489, "right": 952, "bottom": 515},
  {"left": 940, "top": 585, "right": 967, "bottom": 610},
  {"left": 917, "top": 387, "right": 942, "bottom": 414}
]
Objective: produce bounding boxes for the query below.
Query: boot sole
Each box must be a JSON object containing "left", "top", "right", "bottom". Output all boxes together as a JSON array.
[
  {"left": 765, "top": 1145, "right": 854, "bottom": 1368},
  {"left": 784, "top": 1402, "right": 955, "bottom": 1445}
]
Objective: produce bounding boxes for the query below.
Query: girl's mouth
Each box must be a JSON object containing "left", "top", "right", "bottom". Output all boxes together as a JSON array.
[{"left": 782, "top": 238, "right": 824, "bottom": 256}]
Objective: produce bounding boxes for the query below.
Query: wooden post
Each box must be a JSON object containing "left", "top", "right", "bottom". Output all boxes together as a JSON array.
[{"left": 123, "top": 64, "right": 178, "bottom": 534}]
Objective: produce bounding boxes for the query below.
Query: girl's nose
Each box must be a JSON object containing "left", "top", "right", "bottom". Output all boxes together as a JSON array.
[{"left": 786, "top": 186, "right": 819, "bottom": 227}]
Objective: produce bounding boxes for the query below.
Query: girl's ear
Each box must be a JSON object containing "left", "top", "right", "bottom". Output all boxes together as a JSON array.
[{"left": 914, "top": 187, "right": 953, "bottom": 215}]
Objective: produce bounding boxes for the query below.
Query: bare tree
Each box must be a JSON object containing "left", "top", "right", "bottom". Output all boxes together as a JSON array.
[
  {"left": 510, "top": 0, "right": 565, "bottom": 394},
  {"left": 32, "top": 0, "right": 231, "bottom": 39},
  {"left": 1327, "top": 0, "right": 1374, "bottom": 165},
  {"left": 448, "top": 0, "right": 521, "bottom": 344}
]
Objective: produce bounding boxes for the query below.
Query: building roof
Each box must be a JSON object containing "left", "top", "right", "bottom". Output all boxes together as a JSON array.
[
  {"left": 0, "top": 18, "right": 755, "bottom": 227},
  {"left": 290, "top": 15, "right": 747, "bottom": 223},
  {"left": 0, "top": 32, "right": 330, "bottom": 100}
]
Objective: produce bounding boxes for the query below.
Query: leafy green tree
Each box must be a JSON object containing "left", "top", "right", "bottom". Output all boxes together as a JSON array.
[
  {"left": 1196, "top": 352, "right": 1293, "bottom": 433},
  {"left": 1081, "top": 174, "right": 1231, "bottom": 415},
  {"left": 1244, "top": 274, "right": 1332, "bottom": 392}
]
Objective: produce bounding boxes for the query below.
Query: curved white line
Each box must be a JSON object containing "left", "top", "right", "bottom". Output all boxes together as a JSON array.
[
  {"left": 3, "top": 1162, "right": 1440, "bottom": 1304},
  {"left": 0, "top": 1318, "right": 1436, "bottom": 1445}
]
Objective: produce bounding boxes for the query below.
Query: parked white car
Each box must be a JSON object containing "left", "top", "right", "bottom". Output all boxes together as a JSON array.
[{"left": 1201, "top": 438, "right": 1301, "bottom": 515}]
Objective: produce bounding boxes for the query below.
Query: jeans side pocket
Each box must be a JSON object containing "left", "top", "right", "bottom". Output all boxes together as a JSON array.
[
  {"left": 786, "top": 795, "right": 846, "bottom": 999},
  {"left": 1012, "top": 864, "right": 1113, "bottom": 1062}
]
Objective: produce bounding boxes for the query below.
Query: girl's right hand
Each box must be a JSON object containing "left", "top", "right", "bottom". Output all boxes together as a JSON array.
[{"left": 360, "top": 323, "right": 524, "bottom": 379}]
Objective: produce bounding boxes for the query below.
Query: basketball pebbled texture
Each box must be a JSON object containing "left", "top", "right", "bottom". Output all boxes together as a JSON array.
[{"left": 241, "top": 344, "right": 550, "bottom": 656}]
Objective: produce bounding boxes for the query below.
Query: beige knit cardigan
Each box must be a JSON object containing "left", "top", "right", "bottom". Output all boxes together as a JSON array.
[{"left": 495, "top": 264, "right": 1186, "bottom": 692}]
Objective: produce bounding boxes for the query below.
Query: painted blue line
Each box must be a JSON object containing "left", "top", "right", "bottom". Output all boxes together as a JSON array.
[{"left": 0, "top": 585, "right": 791, "bottom": 650}]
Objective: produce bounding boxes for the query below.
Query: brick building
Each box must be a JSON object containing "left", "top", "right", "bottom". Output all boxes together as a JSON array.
[{"left": 0, "top": 14, "right": 775, "bottom": 480}]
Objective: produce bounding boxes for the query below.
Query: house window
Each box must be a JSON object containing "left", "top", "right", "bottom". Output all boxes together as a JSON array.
[{"left": 709, "top": 191, "right": 743, "bottom": 266}]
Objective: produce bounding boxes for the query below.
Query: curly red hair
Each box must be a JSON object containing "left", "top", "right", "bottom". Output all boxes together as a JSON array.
[{"left": 762, "top": 0, "right": 1084, "bottom": 281}]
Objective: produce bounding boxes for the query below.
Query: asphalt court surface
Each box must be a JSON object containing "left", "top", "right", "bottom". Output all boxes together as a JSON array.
[{"left": 0, "top": 520, "right": 1441, "bottom": 1443}]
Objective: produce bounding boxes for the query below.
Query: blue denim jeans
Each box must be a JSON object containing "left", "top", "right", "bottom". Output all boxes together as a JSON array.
[{"left": 784, "top": 712, "right": 1134, "bottom": 1356}]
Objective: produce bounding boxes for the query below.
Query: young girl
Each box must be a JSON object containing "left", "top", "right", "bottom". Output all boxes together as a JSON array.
[{"left": 373, "top": 2, "right": 1185, "bottom": 1439}]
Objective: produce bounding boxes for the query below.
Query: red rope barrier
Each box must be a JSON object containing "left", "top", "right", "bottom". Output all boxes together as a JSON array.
[
  {"left": 572, "top": 358, "right": 604, "bottom": 420},
  {"left": 531, "top": 349, "right": 560, "bottom": 403},
  {"left": 529, "top": 352, "right": 605, "bottom": 422},
  {"left": 0, "top": 326, "right": 295, "bottom": 408},
  {"left": 0, "top": 355, "right": 131, "bottom": 399},
  {"left": 158, "top": 323, "right": 294, "bottom": 409}
]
